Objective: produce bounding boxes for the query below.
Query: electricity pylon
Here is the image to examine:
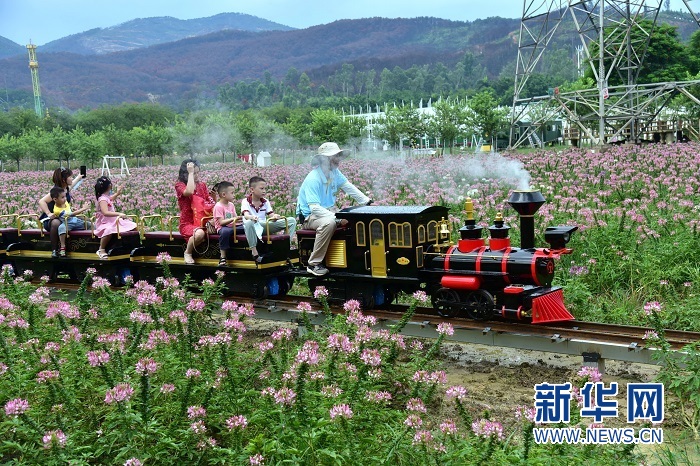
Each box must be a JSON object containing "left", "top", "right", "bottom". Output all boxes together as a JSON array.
[{"left": 510, "top": 0, "right": 700, "bottom": 148}]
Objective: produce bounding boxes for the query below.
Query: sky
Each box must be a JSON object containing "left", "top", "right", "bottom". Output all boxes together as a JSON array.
[{"left": 0, "top": 0, "right": 693, "bottom": 46}]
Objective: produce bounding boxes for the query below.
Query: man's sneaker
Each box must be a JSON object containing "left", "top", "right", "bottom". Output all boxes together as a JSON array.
[
  {"left": 307, "top": 265, "right": 329, "bottom": 276},
  {"left": 51, "top": 250, "right": 59, "bottom": 259}
]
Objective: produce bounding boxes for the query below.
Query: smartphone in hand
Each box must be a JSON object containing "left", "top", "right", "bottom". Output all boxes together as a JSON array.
[{"left": 80, "top": 165, "right": 87, "bottom": 177}]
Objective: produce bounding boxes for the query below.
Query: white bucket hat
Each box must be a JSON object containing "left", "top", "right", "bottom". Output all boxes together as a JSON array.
[{"left": 317, "top": 142, "right": 344, "bottom": 157}]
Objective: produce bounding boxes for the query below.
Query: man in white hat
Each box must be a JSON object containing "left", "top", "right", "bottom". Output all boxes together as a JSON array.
[{"left": 297, "top": 142, "right": 371, "bottom": 276}]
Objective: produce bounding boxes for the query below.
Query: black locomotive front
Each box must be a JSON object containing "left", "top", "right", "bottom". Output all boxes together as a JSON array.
[{"left": 426, "top": 190, "right": 577, "bottom": 323}]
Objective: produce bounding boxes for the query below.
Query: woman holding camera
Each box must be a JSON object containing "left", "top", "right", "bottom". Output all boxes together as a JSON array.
[
  {"left": 175, "top": 159, "right": 215, "bottom": 265},
  {"left": 37, "top": 167, "right": 85, "bottom": 258}
]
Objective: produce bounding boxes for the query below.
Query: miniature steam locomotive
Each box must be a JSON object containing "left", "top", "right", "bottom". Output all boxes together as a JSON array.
[{"left": 1, "top": 190, "right": 576, "bottom": 324}]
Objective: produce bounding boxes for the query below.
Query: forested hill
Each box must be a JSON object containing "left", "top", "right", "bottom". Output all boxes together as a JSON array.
[
  {"left": 0, "top": 11, "right": 698, "bottom": 110},
  {"left": 0, "top": 13, "right": 294, "bottom": 58},
  {"left": 0, "top": 16, "right": 520, "bottom": 109}
]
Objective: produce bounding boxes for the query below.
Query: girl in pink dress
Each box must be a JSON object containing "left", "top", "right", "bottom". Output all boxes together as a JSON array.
[{"left": 94, "top": 176, "right": 137, "bottom": 259}]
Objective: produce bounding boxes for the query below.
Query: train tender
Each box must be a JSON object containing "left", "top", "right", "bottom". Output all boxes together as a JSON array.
[{"left": 1, "top": 190, "right": 576, "bottom": 324}]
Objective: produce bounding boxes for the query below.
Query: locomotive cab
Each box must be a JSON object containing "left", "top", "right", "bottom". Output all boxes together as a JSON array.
[{"left": 297, "top": 205, "right": 449, "bottom": 307}]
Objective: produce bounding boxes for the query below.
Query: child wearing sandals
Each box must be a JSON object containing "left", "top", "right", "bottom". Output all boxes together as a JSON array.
[
  {"left": 213, "top": 181, "right": 241, "bottom": 266},
  {"left": 50, "top": 186, "right": 91, "bottom": 257},
  {"left": 94, "top": 176, "right": 137, "bottom": 259}
]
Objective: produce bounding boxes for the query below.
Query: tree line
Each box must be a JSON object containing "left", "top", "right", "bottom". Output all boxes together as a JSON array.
[{"left": 0, "top": 88, "right": 511, "bottom": 171}]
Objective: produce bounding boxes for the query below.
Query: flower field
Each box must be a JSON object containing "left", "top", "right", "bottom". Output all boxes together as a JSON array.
[
  {"left": 2, "top": 143, "right": 700, "bottom": 463},
  {"left": 1, "top": 267, "right": 655, "bottom": 464},
  {"left": 2, "top": 143, "right": 700, "bottom": 329}
]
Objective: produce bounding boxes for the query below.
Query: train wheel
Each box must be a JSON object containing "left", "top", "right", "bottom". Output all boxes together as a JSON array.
[
  {"left": 464, "top": 290, "right": 494, "bottom": 320},
  {"left": 432, "top": 288, "right": 460, "bottom": 318}
]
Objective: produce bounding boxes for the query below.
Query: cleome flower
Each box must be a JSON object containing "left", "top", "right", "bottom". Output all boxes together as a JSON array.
[{"left": 329, "top": 404, "right": 353, "bottom": 420}]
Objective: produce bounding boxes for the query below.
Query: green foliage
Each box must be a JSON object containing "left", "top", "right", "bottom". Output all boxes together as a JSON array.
[{"left": 0, "top": 268, "right": 644, "bottom": 465}]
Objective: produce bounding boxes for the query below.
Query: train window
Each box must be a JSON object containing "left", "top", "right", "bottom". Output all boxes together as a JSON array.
[
  {"left": 388, "top": 222, "right": 412, "bottom": 247},
  {"left": 417, "top": 225, "right": 425, "bottom": 243},
  {"left": 370, "top": 219, "right": 384, "bottom": 245},
  {"left": 356, "top": 221, "right": 366, "bottom": 246},
  {"left": 402, "top": 222, "right": 412, "bottom": 247},
  {"left": 389, "top": 223, "right": 398, "bottom": 246},
  {"left": 416, "top": 245, "right": 424, "bottom": 268},
  {"left": 427, "top": 220, "right": 437, "bottom": 241}
]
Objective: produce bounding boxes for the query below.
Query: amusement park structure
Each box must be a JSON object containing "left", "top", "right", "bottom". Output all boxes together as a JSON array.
[
  {"left": 510, "top": 0, "right": 700, "bottom": 148},
  {"left": 26, "top": 42, "right": 43, "bottom": 118}
]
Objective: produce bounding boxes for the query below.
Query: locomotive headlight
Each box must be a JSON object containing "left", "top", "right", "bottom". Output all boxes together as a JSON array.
[{"left": 544, "top": 226, "right": 578, "bottom": 249}]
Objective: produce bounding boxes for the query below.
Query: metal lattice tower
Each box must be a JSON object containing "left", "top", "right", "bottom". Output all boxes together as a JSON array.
[
  {"left": 26, "top": 42, "right": 43, "bottom": 118},
  {"left": 510, "top": 0, "right": 700, "bottom": 148}
]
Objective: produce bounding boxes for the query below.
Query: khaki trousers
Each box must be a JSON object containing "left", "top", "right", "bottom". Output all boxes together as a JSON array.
[{"left": 303, "top": 212, "right": 336, "bottom": 266}]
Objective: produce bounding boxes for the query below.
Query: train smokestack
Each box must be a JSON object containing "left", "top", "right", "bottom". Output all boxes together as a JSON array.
[{"left": 507, "top": 190, "right": 545, "bottom": 249}]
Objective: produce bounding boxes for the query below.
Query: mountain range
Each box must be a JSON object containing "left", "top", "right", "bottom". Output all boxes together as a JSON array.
[{"left": 0, "top": 11, "right": 697, "bottom": 110}]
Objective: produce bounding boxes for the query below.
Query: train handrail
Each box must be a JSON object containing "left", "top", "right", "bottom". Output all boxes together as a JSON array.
[
  {"left": 0, "top": 214, "right": 18, "bottom": 235},
  {"left": 116, "top": 214, "right": 140, "bottom": 240},
  {"left": 167, "top": 215, "right": 179, "bottom": 241},
  {"left": 65, "top": 214, "right": 93, "bottom": 238},
  {"left": 140, "top": 214, "right": 165, "bottom": 240},
  {"left": 17, "top": 214, "right": 42, "bottom": 237}
]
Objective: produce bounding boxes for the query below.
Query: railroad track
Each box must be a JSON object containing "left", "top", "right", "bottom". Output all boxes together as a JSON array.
[{"left": 46, "top": 282, "right": 700, "bottom": 356}]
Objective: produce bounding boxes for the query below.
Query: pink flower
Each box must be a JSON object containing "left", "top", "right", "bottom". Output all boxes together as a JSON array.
[
  {"left": 313, "top": 286, "right": 329, "bottom": 298},
  {"left": 274, "top": 387, "right": 297, "bottom": 406},
  {"left": 187, "top": 405, "right": 207, "bottom": 419},
  {"left": 471, "top": 419, "right": 504, "bottom": 440},
  {"left": 258, "top": 341, "right": 274, "bottom": 353},
  {"left": 360, "top": 349, "right": 381, "bottom": 367},
  {"left": 329, "top": 404, "right": 353, "bottom": 420},
  {"left": 186, "top": 368, "right": 201, "bottom": 379},
  {"left": 412, "top": 430, "right": 434, "bottom": 445},
  {"left": 412, "top": 290, "right": 429, "bottom": 303},
  {"left": 92, "top": 276, "right": 111, "bottom": 288},
  {"left": 404, "top": 414, "right": 423, "bottom": 428},
  {"left": 135, "top": 358, "right": 159, "bottom": 375},
  {"left": 321, "top": 385, "right": 343, "bottom": 398},
  {"left": 515, "top": 405, "right": 537, "bottom": 423},
  {"left": 129, "top": 311, "right": 153, "bottom": 324},
  {"left": 343, "top": 300, "right": 361, "bottom": 312},
  {"left": 271, "top": 328, "right": 293, "bottom": 341},
  {"left": 36, "top": 370, "right": 60, "bottom": 383},
  {"left": 297, "top": 302, "right": 312, "bottom": 312},
  {"left": 190, "top": 420, "right": 207, "bottom": 434},
  {"left": 226, "top": 415, "right": 248, "bottom": 430},
  {"left": 439, "top": 419, "right": 458, "bottom": 435},
  {"left": 124, "top": 459, "right": 143, "bottom": 466},
  {"left": 160, "top": 384, "right": 176, "bottom": 394},
  {"left": 4, "top": 398, "right": 29, "bottom": 416},
  {"left": 445, "top": 385, "right": 467, "bottom": 401},
  {"left": 105, "top": 383, "right": 134, "bottom": 404},
  {"left": 436, "top": 322, "right": 454, "bottom": 336},
  {"left": 295, "top": 340, "right": 322, "bottom": 365},
  {"left": 42, "top": 430, "right": 67, "bottom": 449},
  {"left": 156, "top": 252, "right": 172, "bottom": 263},
  {"left": 643, "top": 301, "right": 662, "bottom": 315},
  {"left": 169, "top": 310, "right": 188, "bottom": 323},
  {"left": 187, "top": 298, "right": 206, "bottom": 312},
  {"left": 406, "top": 398, "right": 427, "bottom": 413},
  {"left": 365, "top": 390, "right": 392, "bottom": 403},
  {"left": 577, "top": 366, "right": 603, "bottom": 383},
  {"left": 643, "top": 330, "right": 659, "bottom": 340},
  {"left": 249, "top": 453, "right": 265, "bottom": 466},
  {"left": 87, "top": 350, "right": 110, "bottom": 367}
]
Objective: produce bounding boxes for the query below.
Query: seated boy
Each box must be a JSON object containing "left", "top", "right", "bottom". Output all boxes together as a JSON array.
[
  {"left": 213, "top": 181, "right": 242, "bottom": 267},
  {"left": 50, "top": 186, "right": 91, "bottom": 257},
  {"left": 241, "top": 176, "right": 296, "bottom": 263}
]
